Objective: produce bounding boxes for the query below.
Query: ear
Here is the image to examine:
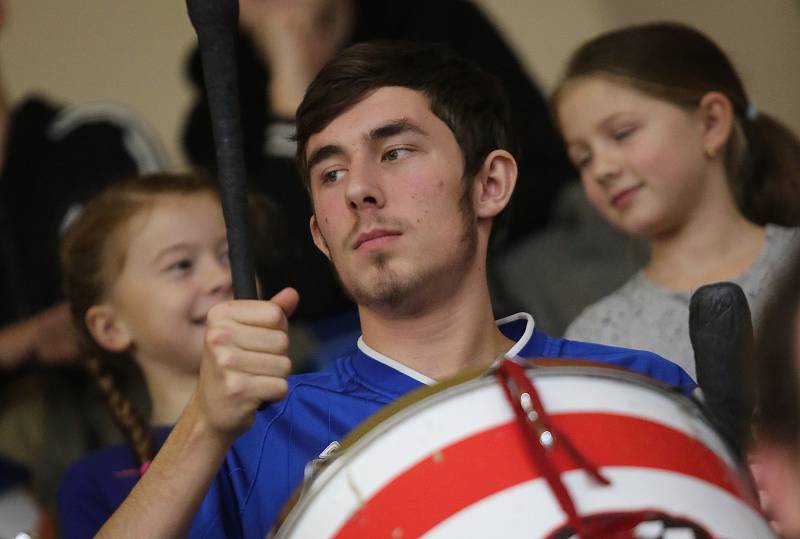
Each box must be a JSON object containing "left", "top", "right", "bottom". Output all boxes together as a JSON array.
[
  {"left": 85, "top": 304, "right": 132, "bottom": 353},
  {"left": 698, "top": 91, "right": 734, "bottom": 158},
  {"left": 309, "top": 214, "right": 331, "bottom": 260},
  {"left": 473, "top": 149, "right": 517, "bottom": 219},
  {"left": 751, "top": 439, "right": 800, "bottom": 534}
]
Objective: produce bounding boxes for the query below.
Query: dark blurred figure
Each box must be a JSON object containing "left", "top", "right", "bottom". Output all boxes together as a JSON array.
[
  {"left": 183, "top": 0, "right": 574, "bottom": 324},
  {"left": 750, "top": 249, "right": 800, "bottom": 538}
]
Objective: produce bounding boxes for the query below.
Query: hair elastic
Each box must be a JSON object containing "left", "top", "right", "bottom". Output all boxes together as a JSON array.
[{"left": 745, "top": 103, "right": 759, "bottom": 121}]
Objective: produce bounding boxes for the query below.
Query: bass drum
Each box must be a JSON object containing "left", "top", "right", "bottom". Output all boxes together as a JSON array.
[{"left": 272, "top": 362, "right": 774, "bottom": 538}]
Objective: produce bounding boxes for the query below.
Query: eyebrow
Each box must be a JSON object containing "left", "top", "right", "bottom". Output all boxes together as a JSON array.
[
  {"left": 306, "top": 118, "right": 429, "bottom": 172},
  {"left": 152, "top": 243, "right": 192, "bottom": 266},
  {"left": 564, "top": 112, "right": 637, "bottom": 147},
  {"left": 368, "top": 118, "right": 428, "bottom": 141},
  {"left": 307, "top": 144, "right": 344, "bottom": 172}
]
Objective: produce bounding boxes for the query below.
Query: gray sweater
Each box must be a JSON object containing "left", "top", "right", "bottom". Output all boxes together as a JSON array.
[{"left": 565, "top": 225, "right": 800, "bottom": 379}]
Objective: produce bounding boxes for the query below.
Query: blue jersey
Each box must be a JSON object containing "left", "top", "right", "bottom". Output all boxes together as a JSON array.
[
  {"left": 58, "top": 427, "right": 172, "bottom": 539},
  {"left": 189, "top": 313, "right": 693, "bottom": 538}
]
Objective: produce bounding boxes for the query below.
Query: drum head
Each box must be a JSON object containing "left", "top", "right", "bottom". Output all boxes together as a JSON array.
[{"left": 273, "top": 361, "right": 773, "bottom": 538}]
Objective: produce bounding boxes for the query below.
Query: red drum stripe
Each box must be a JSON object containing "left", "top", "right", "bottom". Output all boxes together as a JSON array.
[{"left": 332, "top": 413, "right": 751, "bottom": 539}]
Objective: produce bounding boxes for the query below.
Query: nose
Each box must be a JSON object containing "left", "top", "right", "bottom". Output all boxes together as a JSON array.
[
  {"left": 345, "top": 158, "right": 385, "bottom": 211},
  {"left": 587, "top": 148, "right": 622, "bottom": 186},
  {"left": 206, "top": 257, "right": 233, "bottom": 298}
]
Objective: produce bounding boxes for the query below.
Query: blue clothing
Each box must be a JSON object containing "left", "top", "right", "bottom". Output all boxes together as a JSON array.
[
  {"left": 190, "top": 313, "right": 693, "bottom": 538},
  {"left": 57, "top": 427, "right": 171, "bottom": 539}
]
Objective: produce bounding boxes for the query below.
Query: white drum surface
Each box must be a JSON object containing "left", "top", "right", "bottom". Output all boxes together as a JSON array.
[
  {"left": 275, "top": 369, "right": 773, "bottom": 539},
  {"left": 425, "top": 469, "right": 772, "bottom": 538}
]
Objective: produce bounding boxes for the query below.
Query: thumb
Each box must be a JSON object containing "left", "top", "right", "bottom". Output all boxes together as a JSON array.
[{"left": 270, "top": 287, "right": 300, "bottom": 318}]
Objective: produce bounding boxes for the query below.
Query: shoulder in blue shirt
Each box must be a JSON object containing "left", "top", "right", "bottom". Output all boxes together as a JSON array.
[
  {"left": 191, "top": 313, "right": 693, "bottom": 538},
  {"left": 57, "top": 426, "right": 172, "bottom": 539}
]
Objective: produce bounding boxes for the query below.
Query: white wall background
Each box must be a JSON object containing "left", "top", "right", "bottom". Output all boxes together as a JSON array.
[{"left": 2, "top": 0, "right": 798, "bottom": 168}]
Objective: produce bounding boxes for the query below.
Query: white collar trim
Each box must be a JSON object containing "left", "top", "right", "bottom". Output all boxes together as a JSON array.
[
  {"left": 357, "top": 337, "right": 437, "bottom": 386},
  {"left": 356, "top": 312, "right": 535, "bottom": 385},
  {"left": 495, "top": 312, "right": 536, "bottom": 359}
]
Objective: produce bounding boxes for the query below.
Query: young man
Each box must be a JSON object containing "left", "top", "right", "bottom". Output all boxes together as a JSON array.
[{"left": 96, "top": 41, "right": 692, "bottom": 538}]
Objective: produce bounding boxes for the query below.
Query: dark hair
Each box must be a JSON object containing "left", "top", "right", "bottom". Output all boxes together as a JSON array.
[
  {"left": 553, "top": 22, "right": 800, "bottom": 226},
  {"left": 752, "top": 249, "right": 800, "bottom": 446},
  {"left": 295, "top": 40, "right": 516, "bottom": 193}
]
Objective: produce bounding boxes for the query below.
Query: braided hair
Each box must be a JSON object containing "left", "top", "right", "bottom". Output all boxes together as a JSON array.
[{"left": 60, "top": 173, "right": 219, "bottom": 466}]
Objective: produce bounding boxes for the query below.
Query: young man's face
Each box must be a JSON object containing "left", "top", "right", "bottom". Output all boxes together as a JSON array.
[{"left": 306, "top": 86, "right": 478, "bottom": 312}]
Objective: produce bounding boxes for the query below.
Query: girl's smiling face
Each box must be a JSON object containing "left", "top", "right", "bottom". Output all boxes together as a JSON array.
[
  {"left": 557, "top": 76, "right": 712, "bottom": 238},
  {"left": 101, "top": 192, "right": 233, "bottom": 374}
]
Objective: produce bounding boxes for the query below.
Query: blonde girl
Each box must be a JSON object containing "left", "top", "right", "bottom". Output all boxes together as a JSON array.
[
  {"left": 56, "top": 173, "right": 235, "bottom": 538},
  {"left": 555, "top": 22, "right": 800, "bottom": 378}
]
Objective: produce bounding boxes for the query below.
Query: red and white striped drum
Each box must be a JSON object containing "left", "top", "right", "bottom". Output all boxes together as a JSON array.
[{"left": 273, "top": 362, "right": 774, "bottom": 538}]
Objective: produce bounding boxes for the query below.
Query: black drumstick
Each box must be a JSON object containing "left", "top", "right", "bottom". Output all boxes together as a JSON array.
[
  {"left": 689, "top": 282, "right": 754, "bottom": 457},
  {"left": 187, "top": 0, "right": 258, "bottom": 300}
]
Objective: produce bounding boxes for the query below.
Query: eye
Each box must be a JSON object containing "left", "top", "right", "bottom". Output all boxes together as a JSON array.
[
  {"left": 383, "top": 147, "right": 412, "bottom": 162},
  {"left": 166, "top": 258, "right": 193, "bottom": 275},
  {"left": 570, "top": 151, "right": 592, "bottom": 171},
  {"left": 322, "top": 168, "right": 346, "bottom": 184},
  {"left": 612, "top": 126, "right": 636, "bottom": 141},
  {"left": 219, "top": 247, "right": 230, "bottom": 267}
]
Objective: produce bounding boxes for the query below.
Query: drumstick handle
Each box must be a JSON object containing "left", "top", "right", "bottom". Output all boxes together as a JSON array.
[
  {"left": 187, "top": 0, "right": 258, "bottom": 300},
  {"left": 689, "top": 282, "right": 754, "bottom": 457}
]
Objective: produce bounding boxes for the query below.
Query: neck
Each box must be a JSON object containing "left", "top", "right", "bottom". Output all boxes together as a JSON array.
[
  {"left": 645, "top": 171, "right": 765, "bottom": 290},
  {"left": 138, "top": 361, "right": 198, "bottom": 425},
  {"left": 358, "top": 257, "right": 514, "bottom": 381}
]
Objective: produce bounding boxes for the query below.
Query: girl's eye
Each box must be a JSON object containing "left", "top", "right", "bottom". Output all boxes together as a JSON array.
[
  {"left": 571, "top": 152, "right": 591, "bottom": 170},
  {"left": 612, "top": 126, "right": 636, "bottom": 141},
  {"left": 383, "top": 147, "right": 411, "bottom": 162},
  {"left": 166, "top": 259, "right": 193, "bottom": 274}
]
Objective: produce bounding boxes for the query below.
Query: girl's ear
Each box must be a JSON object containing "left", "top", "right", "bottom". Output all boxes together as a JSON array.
[
  {"left": 85, "top": 304, "right": 132, "bottom": 353},
  {"left": 473, "top": 149, "right": 517, "bottom": 219},
  {"left": 698, "top": 91, "right": 734, "bottom": 158}
]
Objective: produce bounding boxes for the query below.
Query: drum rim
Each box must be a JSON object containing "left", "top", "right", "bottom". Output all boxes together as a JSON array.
[{"left": 274, "top": 363, "right": 732, "bottom": 537}]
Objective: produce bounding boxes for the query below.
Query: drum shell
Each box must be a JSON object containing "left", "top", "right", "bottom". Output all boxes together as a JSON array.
[{"left": 274, "top": 366, "right": 774, "bottom": 539}]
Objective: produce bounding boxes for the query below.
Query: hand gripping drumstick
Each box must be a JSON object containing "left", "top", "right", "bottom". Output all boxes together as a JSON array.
[
  {"left": 689, "top": 282, "right": 754, "bottom": 458},
  {"left": 187, "top": 0, "right": 258, "bottom": 300}
]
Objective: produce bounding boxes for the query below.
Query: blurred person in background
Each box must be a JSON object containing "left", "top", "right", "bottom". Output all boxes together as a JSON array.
[
  {"left": 554, "top": 22, "right": 800, "bottom": 378},
  {"left": 0, "top": 0, "right": 167, "bottom": 533},
  {"left": 750, "top": 249, "right": 800, "bottom": 539}
]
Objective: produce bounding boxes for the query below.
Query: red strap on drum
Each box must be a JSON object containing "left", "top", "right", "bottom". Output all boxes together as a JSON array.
[{"left": 496, "top": 359, "right": 610, "bottom": 538}]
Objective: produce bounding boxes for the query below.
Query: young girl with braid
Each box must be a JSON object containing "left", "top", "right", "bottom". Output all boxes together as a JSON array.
[
  {"left": 55, "top": 173, "right": 236, "bottom": 538},
  {"left": 556, "top": 22, "right": 800, "bottom": 379}
]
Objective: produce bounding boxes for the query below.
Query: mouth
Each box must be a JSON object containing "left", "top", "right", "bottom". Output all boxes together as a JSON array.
[
  {"left": 353, "top": 229, "right": 402, "bottom": 251},
  {"left": 610, "top": 184, "right": 643, "bottom": 209},
  {"left": 190, "top": 315, "right": 207, "bottom": 326}
]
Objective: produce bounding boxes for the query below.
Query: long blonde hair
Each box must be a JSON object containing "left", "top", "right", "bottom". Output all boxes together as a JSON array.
[{"left": 60, "top": 173, "right": 219, "bottom": 465}]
